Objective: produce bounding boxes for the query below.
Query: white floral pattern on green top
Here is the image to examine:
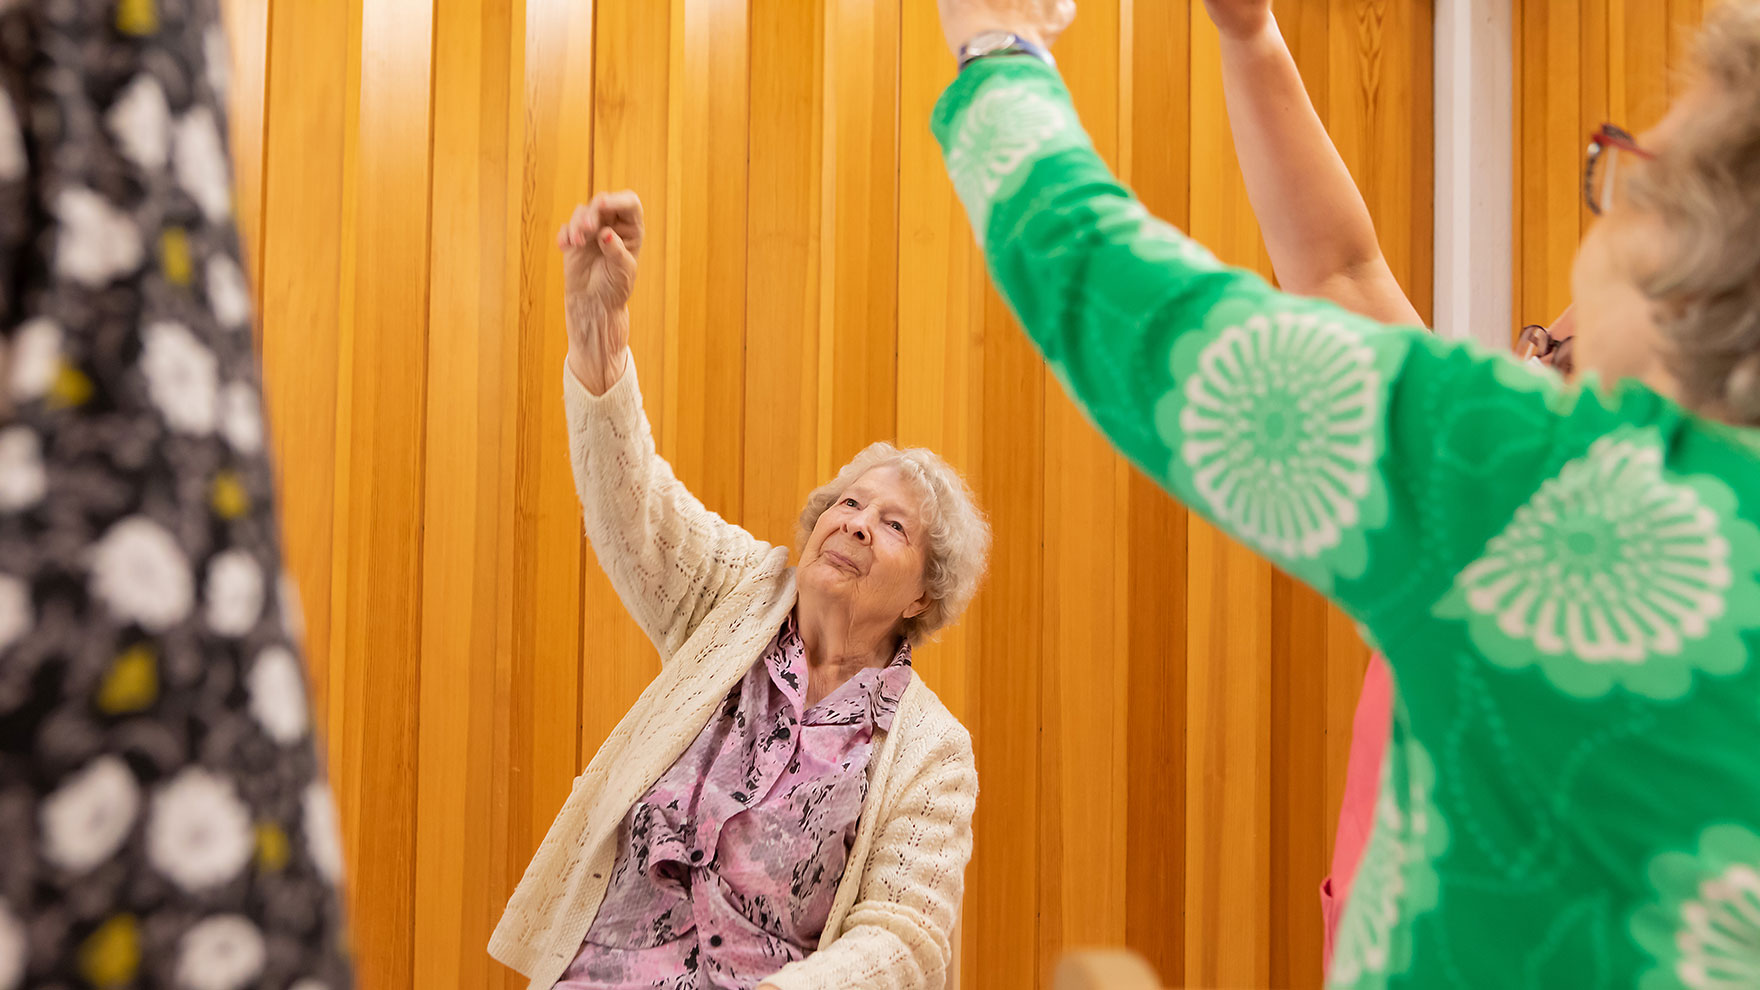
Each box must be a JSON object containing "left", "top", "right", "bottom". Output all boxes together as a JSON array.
[
  {"left": 1158, "top": 308, "right": 1386, "bottom": 589},
  {"left": 946, "top": 83, "right": 1074, "bottom": 246},
  {"left": 1329, "top": 737, "right": 1448, "bottom": 990},
  {"left": 1632, "top": 824, "right": 1760, "bottom": 989},
  {"left": 1437, "top": 429, "right": 1760, "bottom": 699}
]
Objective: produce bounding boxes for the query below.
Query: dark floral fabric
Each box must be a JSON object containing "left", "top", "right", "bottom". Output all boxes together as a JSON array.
[
  {"left": 0, "top": 1, "right": 352, "bottom": 988},
  {"left": 559, "top": 616, "right": 913, "bottom": 990}
]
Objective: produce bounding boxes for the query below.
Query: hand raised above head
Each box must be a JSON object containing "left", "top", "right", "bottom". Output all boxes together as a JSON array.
[
  {"left": 558, "top": 189, "right": 644, "bottom": 315},
  {"left": 935, "top": 0, "right": 1076, "bottom": 60},
  {"left": 558, "top": 190, "right": 644, "bottom": 394}
]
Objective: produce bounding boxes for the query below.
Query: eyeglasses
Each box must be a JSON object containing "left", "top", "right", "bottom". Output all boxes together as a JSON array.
[
  {"left": 1585, "top": 123, "right": 1656, "bottom": 216},
  {"left": 1517, "top": 324, "right": 1574, "bottom": 374}
]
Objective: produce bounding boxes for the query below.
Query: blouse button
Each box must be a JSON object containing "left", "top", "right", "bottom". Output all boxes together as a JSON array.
[
  {"left": 709, "top": 935, "right": 724, "bottom": 948},
  {"left": 690, "top": 850, "right": 704, "bottom": 863}
]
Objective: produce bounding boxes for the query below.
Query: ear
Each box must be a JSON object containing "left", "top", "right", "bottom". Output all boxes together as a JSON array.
[{"left": 902, "top": 592, "right": 932, "bottom": 621}]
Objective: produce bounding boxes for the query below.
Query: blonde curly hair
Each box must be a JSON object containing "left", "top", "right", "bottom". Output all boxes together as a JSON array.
[
  {"left": 1633, "top": 2, "right": 1760, "bottom": 422},
  {"left": 797, "top": 443, "right": 991, "bottom": 646}
]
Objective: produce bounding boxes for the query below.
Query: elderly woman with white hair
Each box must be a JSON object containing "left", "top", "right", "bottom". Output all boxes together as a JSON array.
[{"left": 489, "top": 191, "right": 987, "bottom": 990}]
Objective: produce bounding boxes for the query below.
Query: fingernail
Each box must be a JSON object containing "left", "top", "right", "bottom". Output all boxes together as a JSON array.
[{"left": 602, "top": 230, "right": 614, "bottom": 244}]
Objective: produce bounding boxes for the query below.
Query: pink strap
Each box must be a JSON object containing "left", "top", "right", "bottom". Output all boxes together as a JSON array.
[{"left": 1320, "top": 653, "right": 1393, "bottom": 969}]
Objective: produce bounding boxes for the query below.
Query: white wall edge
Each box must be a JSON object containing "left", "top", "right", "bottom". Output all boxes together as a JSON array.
[{"left": 1433, "top": 0, "right": 1515, "bottom": 348}]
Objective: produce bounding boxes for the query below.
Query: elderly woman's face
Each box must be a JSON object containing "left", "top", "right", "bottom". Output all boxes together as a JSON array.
[{"left": 797, "top": 465, "right": 931, "bottom": 627}]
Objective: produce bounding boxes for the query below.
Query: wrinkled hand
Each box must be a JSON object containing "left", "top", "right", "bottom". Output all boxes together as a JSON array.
[
  {"left": 1201, "top": 0, "right": 1274, "bottom": 41},
  {"left": 557, "top": 190, "right": 643, "bottom": 394},
  {"left": 936, "top": 0, "right": 1076, "bottom": 59}
]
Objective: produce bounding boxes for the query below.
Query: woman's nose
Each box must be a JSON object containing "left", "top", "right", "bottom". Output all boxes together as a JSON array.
[{"left": 845, "top": 514, "right": 872, "bottom": 544}]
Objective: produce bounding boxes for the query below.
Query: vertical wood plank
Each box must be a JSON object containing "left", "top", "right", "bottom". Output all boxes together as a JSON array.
[
  {"left": 414, "top": 0, "right": 521, "bottom": 985},
  {"left": 334, "top": 0, "right": 436, "bottom": 984},
  {"left": 745, "top": 0, "right": 823, "bottom": 552},
  {"left": 1186, "top": 8, "right": 1275, "bottom": 987},
  {"left": 821, "top": 0, "right": 900, "bottom": 469},
  {"left": 486, "top": 10, "right": 530, "bottom": 985},
  {"left": 896, "top": 9, "right": 984, "bottom": 979},
  {"left": 1038, "top": 0, "right": 1128, "bottom": 979},
  {"left": 258, "top": 0, "right": 348, "bottom": 754},
  {"left": 896, "top": 0, "right": 981, "bottom": 726},
  {"left": 580, "top": 0, "right": 674, "bottom": 766},
  {"left": 1583, "top": 0, "right": 1611, "bottom": 238},
  {"left": 511, "top": 0, "right": 593, "bottom": 900},
  {"left": 217, "top": 0, "right": 269, "bottom": 295},
  {"left": 663, "top": 0, "right": 749, "bottom": 517},
  {"left": 1122, "top": 0, "right": 1190, "bottom": 981}
]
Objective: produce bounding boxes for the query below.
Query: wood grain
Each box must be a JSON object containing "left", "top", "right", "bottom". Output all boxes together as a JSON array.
[
  {"left": 334, "top": 0, "right": 436, "bottom": 984},
  {"left": 1514, "top": 0, "right": 1711, "bottom": 332},
  {"left": 241, "top": 3, "right": 1438, "bottom": 986},
  {"left": 1039, "top": 0, "right": 1128, "bottom": 979}
]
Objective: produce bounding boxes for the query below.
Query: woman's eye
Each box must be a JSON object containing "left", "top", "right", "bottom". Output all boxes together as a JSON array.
[
  {"left": 889, "top": 521, "right": 905, "bottom": 533},
  {"left": 842, "top": 498, "right": 859, "bottom": 508}
]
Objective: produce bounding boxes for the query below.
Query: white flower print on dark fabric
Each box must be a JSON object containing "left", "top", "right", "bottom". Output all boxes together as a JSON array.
[
  {"left": 0, "top": 88, "right": 22, "bottom": 183},
  {"left": 0, "top": 575, "right": 28, "bottom": 655},
  {"left": 173, "top": 108, "right": 231, "bottom": 223},
  {"left": 204, "top": 549, "right": 263, "bottom": 637},
  {"left": 248, "top": 646, "right": 308, "bottom": 744},
  {"left": 303, "top": 784, "right": 343, "bottom": 884},
  {"left": 203, "top": 26, "right": 229, "bottom": 101},
  {"left": 147, "top": 769, "right": 254, "bottom": 892},
  {"left": 176, "top": 916, "right": 266, "bottom": 990},
  {"left": 0, "top": 900, "right": 22, "bottom": 990},
  {"left": 107, "top": 74, "right": 171, "bottom": 172},
  {"left": 219, "top": 382, "right": 263, "bottom": 454},
  {"left": 88, "top": 517, "right": 193, "bottom": 632},
  {"left": 0, "top": 5, "right": 351, "bottom": 983},
  {"left": 0, "top": 427, "right": 45, "bottom": 511},
  {"left": 53, "top": 188, "right": 144, "bottom": 286},
  {"left": 206, "top": 253, "right": 251, "bottom": 331},
  {"left": 8, "top": 318, "right": 62, "bottom": 402},
  {"left": 40, "top": 756, "right": 139, "bottom": 874},
  {"left": 142, "top": 321, "right": 219, "bottom": 435}
]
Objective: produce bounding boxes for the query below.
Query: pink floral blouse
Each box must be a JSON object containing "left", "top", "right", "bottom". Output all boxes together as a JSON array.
[{"left": 556, "top": 617, "right": 914, "bottom": 990}]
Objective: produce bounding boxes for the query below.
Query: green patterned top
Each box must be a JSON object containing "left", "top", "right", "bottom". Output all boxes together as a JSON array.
[{"left": 934, "top": 58, "right": 1760, "bottom": 990}]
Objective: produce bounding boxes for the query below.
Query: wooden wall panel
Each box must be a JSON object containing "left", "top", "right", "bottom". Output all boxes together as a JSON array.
[
  {"left": 237, "top": 3, "right": 1434, "bottom": 987},
  {"left": 580, "top": 0, "right": 674, "bottom": 769},
  {"left": 217, "top": 0, "right": 268, "bottom": 293},
  {"left": 1515, "top": 0, "right": 1710, "bottom": 333},
  {"left": 333, "top": 2, "right": 436, "bottom": 985},
  {"left": 746, "top": 0, "right": 823, "bottom": 552},
  {"left": 413, "top": 0, "right": 522, "bottom": 986},
  {"left": 1041, "top": 2, "right": 1129, "bottom": 981},
  {"left": 1122, "top": 2, "right": 1192, "bottom": 983},
  {"left": 1183, "top": 9, "right": 1276, "bottom": 986}
]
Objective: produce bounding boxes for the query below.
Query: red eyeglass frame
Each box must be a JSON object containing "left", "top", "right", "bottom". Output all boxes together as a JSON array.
[{"left": 1585, "top": 123, "right": 1657, "bottom": 216}]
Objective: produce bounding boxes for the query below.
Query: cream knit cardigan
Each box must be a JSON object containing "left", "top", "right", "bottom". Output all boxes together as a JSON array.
[{"left": 488, "top": 361, "right": 979, "bottom": 990}]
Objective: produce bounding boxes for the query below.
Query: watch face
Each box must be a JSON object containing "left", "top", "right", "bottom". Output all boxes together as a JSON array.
[{"left": 963, "top": 30, "right": 1016, "bottom": 58}]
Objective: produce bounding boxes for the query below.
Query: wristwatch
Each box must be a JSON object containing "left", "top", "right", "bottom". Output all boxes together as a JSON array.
[{"left": 957, "top": 30, "right": 1055, "bottom": 71}]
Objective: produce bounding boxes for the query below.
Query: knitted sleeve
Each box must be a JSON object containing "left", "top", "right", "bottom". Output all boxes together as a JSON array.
[
  {"left": 563, "top": 360, "right": 776, "bottom": 660},
  {"left": 762, "top": 723, "right": 978, "bottom": 990}
]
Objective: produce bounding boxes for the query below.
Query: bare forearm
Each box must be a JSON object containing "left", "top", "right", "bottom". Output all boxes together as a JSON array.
[
  {"left": 1218, "top": 19, "right": 1421, "bottom": 325},
  {"left": 565, "top": 304, "right": 631, "bottom": 395}
]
